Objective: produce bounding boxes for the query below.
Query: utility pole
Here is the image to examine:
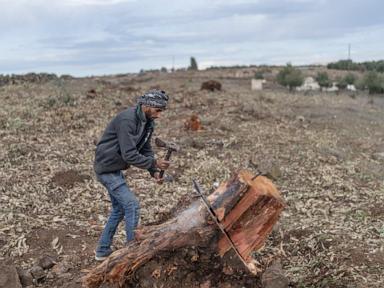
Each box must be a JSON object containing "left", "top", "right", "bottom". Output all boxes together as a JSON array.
[{"left": 348, "top": 43, "right": 351, "bottom": 60}]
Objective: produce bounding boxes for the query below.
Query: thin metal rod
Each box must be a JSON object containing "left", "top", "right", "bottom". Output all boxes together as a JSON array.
[{"left": 192, "top": 179, "right": 249, "bottom": 269}]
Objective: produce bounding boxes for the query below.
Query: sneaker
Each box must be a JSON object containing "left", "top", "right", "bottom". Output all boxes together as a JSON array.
[
  {"left": 95, "top": 254, "right": 109, "bottom": 261},
  {"left": 94, "top": 250, "right": 112, "bottom": 262}
]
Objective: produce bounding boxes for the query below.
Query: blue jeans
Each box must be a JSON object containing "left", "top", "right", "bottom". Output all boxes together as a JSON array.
[{"left": 95, "top": 171, "right": 140, "bottom": 257}]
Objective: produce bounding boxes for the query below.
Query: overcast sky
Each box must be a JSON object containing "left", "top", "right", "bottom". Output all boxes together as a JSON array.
[{"left": 1, "top": 0, "right": 383, "bottom": 76}]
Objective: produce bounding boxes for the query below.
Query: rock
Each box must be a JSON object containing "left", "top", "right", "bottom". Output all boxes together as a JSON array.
[
  {"left": 0, "top": 263, "right": 22, "bottom": 288},
  {"left": 29, "top": 265, "right": 45, "bottom": 281},
  {"left": 372, "top": 152, "right": 384, "bottom": 161},
  {"left": 266, "top": 165, "right": 282, "bottom": 180},
  {"left": 38, "top": 255, "right": 56, "bottom": 270},
  {"left": 16, "top": 268, "right": 33, "bottom": 286},
  {"left": 52, "top": 261, "right": 71, "bottom": 275},
  {"left": 46, "top": 271, "right": 55, "bottom": 279},
  {"left": 261, "top": 259, "right": 289, "bottom": 288}
]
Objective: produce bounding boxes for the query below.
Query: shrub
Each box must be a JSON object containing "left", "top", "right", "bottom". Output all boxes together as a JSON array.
[
  {"left": 315, "top": 72, "right": 332, "bottom": 88},
  {"left": 336, "top": 77, "right": 347, "bottom": 89},
  {"left": 276, "top": 64, "right": 304, "bottom": 91},
  {"left": 254, "top": 71, "right": 264, "bottom": 79},
  {"left": 362, "top": 71, "right": 384, "bottom": 94},
  {"left": 344, "top": 73, "right": 357, "bottom": 85}
]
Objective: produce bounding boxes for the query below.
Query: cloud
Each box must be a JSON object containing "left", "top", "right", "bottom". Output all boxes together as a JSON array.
[
  {"left": 0, "top": 0, "right": 383, "bottom": 76},
  {"left": 63, "top": 0, "right": 136, "bottom": 6}
]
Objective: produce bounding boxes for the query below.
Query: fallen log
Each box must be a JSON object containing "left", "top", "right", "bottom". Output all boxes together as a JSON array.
[{"left": 83, "top": 170, "right": 284, "bottom": 288}]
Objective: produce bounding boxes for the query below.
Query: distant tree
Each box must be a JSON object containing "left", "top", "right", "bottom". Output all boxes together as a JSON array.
[
  {"left": 362, "top": 71, "right": 384, "bottom": 94},
  {"left": 344, "top": 73, "right": 357, "bottom": 85},
  {"left": 315, "top": 72, "right": 332, "bottom": 88},
  {"left": 254, "top": 71, "right": 264, "bottom": 79},
  {"left": 160, "top": 67, "right": 168, "bottom": 73},
  {"left": 276, "top": 63, "right": 304, "bottom": 91},
  {"left": 327, "top": 59, "right": 384, "bottom": 72},
  {"left": 189, "top": 57, "right": 198, "bottom": 70}
]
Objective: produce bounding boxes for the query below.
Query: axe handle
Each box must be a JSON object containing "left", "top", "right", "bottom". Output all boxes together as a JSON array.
[{"left": 159, "top": 149, "right": 173, "bottom": 178}]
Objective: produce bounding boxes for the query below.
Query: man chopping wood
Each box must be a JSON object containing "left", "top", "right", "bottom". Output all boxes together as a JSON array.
[{"left": 93, "top": 89, "right": 170, "bottom": 261}]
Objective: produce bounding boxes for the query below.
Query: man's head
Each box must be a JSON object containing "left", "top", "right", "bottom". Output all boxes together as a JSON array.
[{"left": 138, "top": 89, "right": 169, "bottom": 119}]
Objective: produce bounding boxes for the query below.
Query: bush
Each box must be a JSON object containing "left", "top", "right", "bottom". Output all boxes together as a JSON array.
[
  {"left": 362, "top": 71, "right": 384, "bottom": 94},
  {"left": 254, "top": 71, "right": 264, "bottom": 79},
  {"left": 276, "top": 64, "right": 304, "bottom": 91},
  {"left": 336, "top": 77, "right": 347, "bottom": 89},
  {"left": 315, "top": 72, "right": 332, "bottom": 88},
  {"left": 344, "top": 73, "right": 357, "bottom": 85}
]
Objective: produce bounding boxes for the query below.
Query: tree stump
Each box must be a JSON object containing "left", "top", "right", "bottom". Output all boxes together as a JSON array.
[{"left": 83, "top": 170, "right": 284, "bottom": 288}]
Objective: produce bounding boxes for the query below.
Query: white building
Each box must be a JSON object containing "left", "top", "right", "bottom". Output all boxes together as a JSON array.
[
  {"left": 296, "top": 77, "right": 320, "bottom": 91},
  {"left": 251, "top": 79, "right": 266, "bottom": 90}
]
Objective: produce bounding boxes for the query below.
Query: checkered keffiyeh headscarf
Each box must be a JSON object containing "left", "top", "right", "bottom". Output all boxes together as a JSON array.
[{"left": 137, "top": 89, "right": 169, "bottom": 109}]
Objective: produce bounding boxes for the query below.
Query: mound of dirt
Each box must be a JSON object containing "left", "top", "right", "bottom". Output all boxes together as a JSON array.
[{"left": 201, "top": 80, "right": 222, "bottom": 91}]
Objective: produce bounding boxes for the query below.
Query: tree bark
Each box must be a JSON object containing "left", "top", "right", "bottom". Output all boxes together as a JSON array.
[{"left": 83, "top": 170, "right": 284, "bottom": 288}]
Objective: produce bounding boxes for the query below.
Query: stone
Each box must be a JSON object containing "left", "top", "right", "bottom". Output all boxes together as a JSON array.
[
  {"left": 0, "top": 263, "right": 22, "bottom": 288},
  {"left": 267, "top": 165, "right": 282, "bottom": 180},
  {"left": 16, "top": 268, "right": 33, "bottom": 287},
  {"left": 52, "top": 261, "right": 71, "bottom": 275},
  {"left": 46, "top": 271, "right": 55, "bottom": 279},
  {"left": 29, "top": 265, "right": 45, "bottom": 281},
  {"left": 372, "top": 152, "right": 384, "bottom": 161},
  {"left": 38, "top": 255, "right": 56, "bottom": 270}
]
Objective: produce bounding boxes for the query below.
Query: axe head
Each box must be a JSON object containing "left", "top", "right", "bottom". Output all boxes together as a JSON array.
[{"left": 155, "top": 137, "right": 179, "bottom": 152}]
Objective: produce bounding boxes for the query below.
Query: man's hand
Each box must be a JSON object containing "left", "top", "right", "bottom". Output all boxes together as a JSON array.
[
  {"left": 153, "top": 172, "right": 164, "bottom": 185},
  {"left": 155, "top": 159, "right": 170, "bottom": 170}
]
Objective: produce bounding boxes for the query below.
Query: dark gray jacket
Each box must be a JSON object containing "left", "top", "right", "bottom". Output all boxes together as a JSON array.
[{"left": 94, "top": 105, "right": 158, "bottom": 176}]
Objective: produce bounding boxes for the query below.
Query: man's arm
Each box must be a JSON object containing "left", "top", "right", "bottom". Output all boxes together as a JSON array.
[
  {"left": 140, "top": 135, "right": 160, "bottom": 177},
  {"left": 116, "top": 119, "right": 156, "bottom": 170}
]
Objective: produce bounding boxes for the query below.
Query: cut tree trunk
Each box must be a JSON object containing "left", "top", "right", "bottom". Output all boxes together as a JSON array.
[{"left": 83, "top": 170, "right": 284, "bottom": 288}]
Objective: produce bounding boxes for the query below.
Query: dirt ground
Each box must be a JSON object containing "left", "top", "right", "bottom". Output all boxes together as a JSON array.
[{"left": 0, "top": 68, "right": 383, "bottom": 288}]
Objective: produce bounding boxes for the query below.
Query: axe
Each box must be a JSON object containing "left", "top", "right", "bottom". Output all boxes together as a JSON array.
[{"left": 154, "top": 138, "right": 179, "bottom": 179}]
